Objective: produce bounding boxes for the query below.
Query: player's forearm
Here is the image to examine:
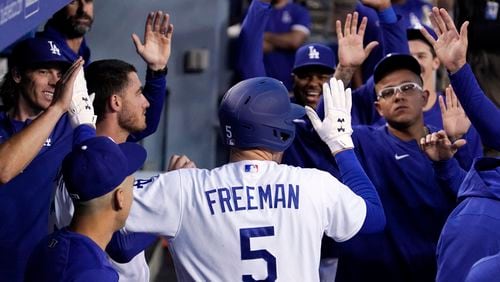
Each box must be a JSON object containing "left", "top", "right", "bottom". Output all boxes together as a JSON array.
[
  {"left": 432, "top": 158, "right": 466, "bottom": 196},
  {"left": 378, "top": 7, "right": 409, "bottom": 56},
  {"left": 335, "top": 149, "right": 386, "bottom": 233},
  {"left": 237, "top": 0, "right": 270, "bottom": 78},
  {"left": 449, "top": 64, "right": 500, "bottom": 150},
  {"left": 334, "top": 64, "right": 357, "bottom": 87},
  {"left": 264, "top": 30, "right": 307, "bottom": 50},
  {"left": 0, "top": 107, "right": 65, "bottom": 184},
  {"left": 106, "top": 230, "right": 158, "bottom": 263}
]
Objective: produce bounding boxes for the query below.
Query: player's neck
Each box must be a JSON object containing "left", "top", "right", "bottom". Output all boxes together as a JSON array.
[
  {"left": 68, "top": 214, "right": 115, "bottom": 251},
  {"left": 387, "top": 120, "right": 428, "bottom": 142},
  {"left": 423, "top": 79, "right": 437, "bottom": 111},
  {"left": 229, "top": 148, "right": 280, "bottom": 163},
  {"left": 96, "top": 119, "right": 130, "bottom": 143},
  {"left": 10, "top": 97, "right": 43, "bottom": 121},
  {"left": 66, "top": 37, "right": 84, "bottom": 54}
]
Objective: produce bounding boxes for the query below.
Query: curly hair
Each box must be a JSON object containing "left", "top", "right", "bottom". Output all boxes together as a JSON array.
[{"left": 0, "top": 71, "right": 19, "bottom": 110}]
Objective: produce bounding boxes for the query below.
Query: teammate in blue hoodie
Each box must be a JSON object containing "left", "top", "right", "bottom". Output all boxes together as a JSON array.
[{"left": 435, "top": 157, "right": 500, "bottom": 282}]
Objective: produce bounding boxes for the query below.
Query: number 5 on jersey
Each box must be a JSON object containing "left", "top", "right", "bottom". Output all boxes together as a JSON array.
[{"left": 240, "top": 226, "right": 277, "bottom": 282}]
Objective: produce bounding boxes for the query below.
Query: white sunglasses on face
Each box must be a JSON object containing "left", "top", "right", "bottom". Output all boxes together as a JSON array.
[{"left": 377, "top": 82, "right": 423, "bottom": 100}]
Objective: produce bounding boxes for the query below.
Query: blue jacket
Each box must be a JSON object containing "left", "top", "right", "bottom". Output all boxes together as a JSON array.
[
  {"left": 25, "top": 228, "right": 118, "bottom": 282},
  {"left": 465, "top": 251, "right": 500, "bottom": 282},
  {"left": 436, "top": 157, "right": 500, "bottom": 282}
]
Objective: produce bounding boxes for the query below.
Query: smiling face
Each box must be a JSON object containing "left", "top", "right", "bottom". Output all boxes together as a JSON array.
[
  {"left": 375, "top": 69, "right": 428, "bottom": 129},
  {"left": 14, "top": 66, "right": 64, "bottom": 117},
  {"left": 117, "top": 72, "right": 150, "bottom": 133},
  {"left": 292, "top": 69, "right": 332, "bottom": 109}
]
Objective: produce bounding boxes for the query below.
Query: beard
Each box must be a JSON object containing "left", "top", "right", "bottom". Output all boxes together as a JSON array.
[
  {"left": 66, "top": 14, "right": 93, "bottom": 38},
  {"left": 51, "top": 9, "right": 93, "bottom": 38},
  {"left": 118, "top": 108, "right": 147, "bottom": 134}
]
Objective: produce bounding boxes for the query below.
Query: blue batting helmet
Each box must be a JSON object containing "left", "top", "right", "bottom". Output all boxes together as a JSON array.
[{"left": 218, "top": 77, "right": 305, "bottom": 152}]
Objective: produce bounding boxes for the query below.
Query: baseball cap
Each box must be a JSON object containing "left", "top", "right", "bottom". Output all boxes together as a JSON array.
[
  {"left": 8, "top": 37, "right": 71, "bottom": 70},
  {"left": 62, "top": 136, "right": 147, "bottom": 202},
  {"left": 406, "top": 23, "right": 437, "bottom": 47},
  {"left": 373, "top": 53, "right": 421, "bottom": 84},
  {"left": 292, "top": 43, "right": 336, "bottom": 74}
]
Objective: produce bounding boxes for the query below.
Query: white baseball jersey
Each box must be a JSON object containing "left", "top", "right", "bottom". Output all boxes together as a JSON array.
[
  {"left": 52, "top": 175, "right": 150, "bottom": 282},
  {"left": 126, "top": 160, "right": 367, "bottom": 281}
]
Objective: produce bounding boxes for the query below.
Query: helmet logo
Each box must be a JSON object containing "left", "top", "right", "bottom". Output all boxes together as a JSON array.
[
  {"left": 225, "top": 125, "right": 236, "bottom": 145},
  {"left": 308, "top": 46, "right": 320, "bottom": 59}
]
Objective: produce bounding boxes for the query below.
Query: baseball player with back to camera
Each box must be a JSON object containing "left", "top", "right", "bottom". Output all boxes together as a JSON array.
[{"left": 115, "top": 76, "right": 386, "bottom": 281}]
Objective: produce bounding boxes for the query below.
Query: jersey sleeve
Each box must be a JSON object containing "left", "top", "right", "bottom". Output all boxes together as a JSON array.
[
  {"left": 290, "top": 5, "right": 311, "bottom": 35},
  {"left": 320, "top": 172, "right": 367, "bottom": 242},
  {"left": 125, "top": 172, "right": 183, "bottom": 238},
  {"left": 53, "top": 175, "right": 75, "bottom": 230}
]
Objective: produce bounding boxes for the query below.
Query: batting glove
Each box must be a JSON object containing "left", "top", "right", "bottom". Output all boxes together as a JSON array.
[
  {"left": 69, "top": 68, "right": 97, "bottom": 128},
  {"left": 305, "top": 78, "right": 354, "bottom": 154}
]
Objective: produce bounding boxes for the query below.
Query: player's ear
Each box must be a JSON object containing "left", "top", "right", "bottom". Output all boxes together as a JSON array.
[
  {"left": 374, "top": 100, "right": 384, "bottom": 117},
  {"left": 113, "top": 188, "right": 125, "bottom": 211},
  {"left": 11, "top": 67, "right": 22, "bottom": 83},
  {"left": 421, "top": 89, "right": 430, "bottom": 106},
  {"left": 109, "top": 94, "right": 122, "bottom": 112}
]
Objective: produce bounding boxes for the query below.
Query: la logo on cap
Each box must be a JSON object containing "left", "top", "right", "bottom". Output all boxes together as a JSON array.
[
  {"left": 47, "top": 41, "right": 61, "bottom": 56},
  {"left": 308, "top": 46, "right": 320, "bottom": 59}
]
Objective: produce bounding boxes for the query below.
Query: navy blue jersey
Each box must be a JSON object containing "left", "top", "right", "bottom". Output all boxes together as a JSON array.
[
  {"left": 0, "top": 114, "right": 73, "bottom": 281},
  {"left": 334, "top": 124, "right": 459, "bottom": 282},
  {"left": 25, "top": 228, "right": 118, "bottom": 282},
  {"left": 264, "top": 2, "right": 310, "bottom": 90}
]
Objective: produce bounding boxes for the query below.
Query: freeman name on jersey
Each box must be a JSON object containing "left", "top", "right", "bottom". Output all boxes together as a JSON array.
[{"left": 205, "top": 184, "right": 300, "bottom": 215}]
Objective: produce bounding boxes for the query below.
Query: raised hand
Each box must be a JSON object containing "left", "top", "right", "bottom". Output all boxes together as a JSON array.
[
  {"left": 132, "top": 11, "right": 174, "bottom": 71},
  {"left": 68, "top": 66, "right": 97, "bottom": 128},
  {"left": 440, "top": 85, "right": 471, "bottom": 141},
  {"left": 52, "top": 57, "right": 85, "bottom": 113},
  {"left": 421, "top": 7, "right": 468, "bottom": 73},
  {"left": 420, "top": 130, "right": 466, "bottom": 161},
  {"left": 337, "top": 12, "right": 378, "bottom": 69},
  {"left": 167, "top": 154, "right": 196, "bottom": 171},
  {"left": 306, "top": 78, "right": 354, "bottom": 155}
]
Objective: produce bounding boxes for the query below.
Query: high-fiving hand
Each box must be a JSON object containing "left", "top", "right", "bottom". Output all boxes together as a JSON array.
[
  {"left": 305, "top": 78, "right": 354, "bottom": 155},
  {"left": 421, "top": 7, "right": 468, "bottom": 73}
]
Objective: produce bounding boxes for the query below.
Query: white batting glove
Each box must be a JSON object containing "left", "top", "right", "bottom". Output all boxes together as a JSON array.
[
  {"left": 69, "top": 68, "right": 97, "bottom": 128},
  {"left": 305, "top": 78, "right": 354, "bottom": 154}
]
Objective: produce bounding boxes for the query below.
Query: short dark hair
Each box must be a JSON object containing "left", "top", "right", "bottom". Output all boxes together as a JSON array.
[{"left": 85, "top": 59, "right": 137, "bottom": 121}]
